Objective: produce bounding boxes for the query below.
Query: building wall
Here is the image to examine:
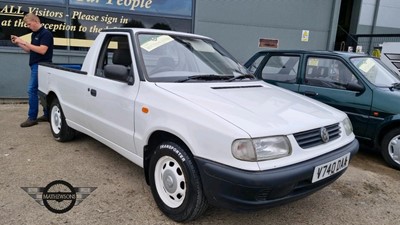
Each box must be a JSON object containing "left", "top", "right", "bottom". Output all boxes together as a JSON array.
[
  {"left": 0, "top": 50, "right": 84, "bottom": 98},
  {"left": 194, "top": 0, "right": 341, "bottom": 63},
  {"left": 1, "top": 0, "right": 343, "bottom": 98},
  {"left": 347, "top": 0, "right": 400, "bottom": 54},
  {"left": 355, "top": 0, "right": 400, "bottom": 34}
]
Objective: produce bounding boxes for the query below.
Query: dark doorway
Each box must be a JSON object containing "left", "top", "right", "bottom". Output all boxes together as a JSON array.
[{"left": 335, "top": 0, "right": 355, "bottom": 51}]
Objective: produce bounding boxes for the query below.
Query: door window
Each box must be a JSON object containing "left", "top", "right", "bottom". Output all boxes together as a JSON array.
[
  {"left": 262, "top": 56, "right": 299, "bottom": 83},
  {"left": 247, "top": 55, "right": 265, "bottom": 73},
  {"left": 95, "top": 35, "right": 132, "bottom": 82},
  {"left": 305, "top": 57, "right": 358, "bottom": 89}
]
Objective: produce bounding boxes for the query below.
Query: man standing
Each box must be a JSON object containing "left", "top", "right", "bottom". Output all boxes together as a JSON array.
[{"left": 11, "top": 13, "right": 53, "bottom": 127}]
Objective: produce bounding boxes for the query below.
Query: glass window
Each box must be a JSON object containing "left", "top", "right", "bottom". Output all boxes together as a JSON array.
[
  {"left": 305, "top": 57, "right": 358, "bottom": 89},
  {"left": 0, "top": 2, "right": 193, "bottom": 50},
  {"left": 247, "top": 55, "right": 265, "bottom": 73},
  {"left": 95, "top": 35, "right": 132, "bottom": 82},
  {"left": 68, "top": 8, "right": 192, "bottom": 51},
  {"left": 261, "top": 56, "right": 299, "bottom": 83},
  {"left": 0, "top": 3, "right": 67, "bottom": 49},
  {"left": 138, "top": 33, "right": 248, "bottom": 82},
  {"left": 350, "top": 57, "right": 400, "bottom": 87}
]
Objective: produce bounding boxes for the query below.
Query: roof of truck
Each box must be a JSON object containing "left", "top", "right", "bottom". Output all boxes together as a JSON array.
[{"left": 101, "top": 28, "right": 212, "bottom": 40}]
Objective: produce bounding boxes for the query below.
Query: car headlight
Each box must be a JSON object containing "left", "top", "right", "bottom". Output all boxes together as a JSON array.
[
  {"left": 343, "top": 117, "right": 353, "bottom": 136},
  {"left": 232, "top": 136, "right": 291, "bottom": 161}
]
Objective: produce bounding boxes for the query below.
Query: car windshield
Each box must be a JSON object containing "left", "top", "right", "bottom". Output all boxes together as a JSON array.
[
  {"left": 350, "top": 57, "right": 400, "bottom": 87},
  {"left": 138, "top": 33, "right": 250, "bottom": 82}
]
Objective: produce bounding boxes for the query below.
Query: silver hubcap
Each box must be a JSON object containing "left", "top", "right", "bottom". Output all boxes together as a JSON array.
[
  {"left": 388, "top": 135, "right": 400, "bottom": 165},
  {"left": 51, "top": 105, "right": 62, "bottom": 134},
  {"left": 154, "top": 156, "right": 186, "bottom": 208}
]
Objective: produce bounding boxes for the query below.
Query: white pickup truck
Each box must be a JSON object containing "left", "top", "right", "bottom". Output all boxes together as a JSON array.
[{"left": 38, "top": 28, "right": 358, "bottom": 222}]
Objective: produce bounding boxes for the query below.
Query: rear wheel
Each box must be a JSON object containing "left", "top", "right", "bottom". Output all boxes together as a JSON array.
[
  {"left": 381, "top": 128, "right": 400, "bottom": 170},
  {"left": 49, "top": 98, "right": 75, "bottom": 142},
  {"left": 149, "top": 141, "right": 208, "bottom": 222}
]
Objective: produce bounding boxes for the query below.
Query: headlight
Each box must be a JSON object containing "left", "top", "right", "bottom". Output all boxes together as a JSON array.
[
  {"left": 232, "top": 136, "right": 291, "bottom": 161},
  {"left": 343, "top": 117, "right": 353, "bottom": 136}
]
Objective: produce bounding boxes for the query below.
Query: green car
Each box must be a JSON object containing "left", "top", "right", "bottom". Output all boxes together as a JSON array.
[{"left": 245, "top": 50, "right": 400, "bottom": 170}]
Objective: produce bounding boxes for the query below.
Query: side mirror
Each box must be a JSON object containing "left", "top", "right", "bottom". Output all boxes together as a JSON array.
[
  {"left": 127, "top": 74, "right": 134, "bottom": 85},
  {"left": 346, "top": 82, "right": 365, "bottom": 93},
  {"left": 104, "top": 64, "right": 130, "bottom": 83}
]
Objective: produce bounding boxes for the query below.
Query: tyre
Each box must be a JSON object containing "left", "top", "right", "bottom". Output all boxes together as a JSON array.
[
  {"left": 149, "top": 141, "right": 208, "bottom": 222},
  {"left": 49, "top": 98, "right": 75, "bottom": 142},
  {"left": 381, "top": 128, "right": 400, "bottom": 170}
]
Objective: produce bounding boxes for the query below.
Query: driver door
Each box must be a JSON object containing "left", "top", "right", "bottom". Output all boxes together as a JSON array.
[
  {"left": 85, "top": 34, "right": 140, "bottom": 153},
  {"left": 298, "top": 56, "right": 372, "bottom": 137}
]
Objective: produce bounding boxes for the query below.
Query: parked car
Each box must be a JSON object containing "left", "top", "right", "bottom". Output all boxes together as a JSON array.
[
  {"left": 38, "top": 29, "right": 358, "bottom": 222},
  {"left": 244, "top": 50, "right": 400, "bottom": 170}
]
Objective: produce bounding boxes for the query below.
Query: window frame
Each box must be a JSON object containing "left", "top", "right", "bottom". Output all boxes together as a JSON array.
[
  {"left": 259, "top": 54, "right": 301, "bottom": 84},
  {"left": 304, "top": 56, "right": 360, "bottom": 90}
]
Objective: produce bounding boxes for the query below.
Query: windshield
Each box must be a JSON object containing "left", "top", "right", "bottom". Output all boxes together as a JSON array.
[
  {"left": 138, "top": 33, "right": 249, "bottom": 82},
  {"left": 350, "top": 57, "right": 400, "bottom": 87}
]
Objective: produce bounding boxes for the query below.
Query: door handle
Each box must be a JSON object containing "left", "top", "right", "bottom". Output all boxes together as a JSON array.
[
  {"left": 304, "top": 91, "right": 318, "bottom": 97},
  {"left": 90, "top": 89, "right": 97, "bottom": 97}
]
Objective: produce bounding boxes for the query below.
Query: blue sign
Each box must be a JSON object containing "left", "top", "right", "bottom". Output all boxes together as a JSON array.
[
  {"left": 70, "top": 0, "right": 193, "bottom": 17},
  {"left": 17, "top": 0, "right": 66, "bottom": 3}
]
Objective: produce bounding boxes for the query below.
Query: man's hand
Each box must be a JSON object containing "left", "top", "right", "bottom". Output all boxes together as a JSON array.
[
  {"left": 11, "top": 35, "right": 25, "bottom": 45},
  {"left": 11, "top": 35, "right": 30, "bottom": 53},
  {"left": 10, "top": 35, "right": 17, "bottom": 44}
]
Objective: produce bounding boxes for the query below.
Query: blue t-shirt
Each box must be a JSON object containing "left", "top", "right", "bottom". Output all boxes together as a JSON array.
[{"left": 29, "top": 26, "right": 53, "bottom": 66}]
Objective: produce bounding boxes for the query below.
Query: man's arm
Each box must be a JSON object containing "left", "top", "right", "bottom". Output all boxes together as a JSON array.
[{"left": 11, "top": 35, "right": 49, "bottom": 55}]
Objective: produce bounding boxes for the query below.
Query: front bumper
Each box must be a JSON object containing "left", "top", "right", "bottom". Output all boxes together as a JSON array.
[{"left": 195, "top": 139, "right": 359, "bottom": 211}]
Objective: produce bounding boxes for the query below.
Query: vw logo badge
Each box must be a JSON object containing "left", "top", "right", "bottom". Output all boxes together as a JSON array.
[{"left": 320, "top": 127, "right": 330, "bottom": 143}]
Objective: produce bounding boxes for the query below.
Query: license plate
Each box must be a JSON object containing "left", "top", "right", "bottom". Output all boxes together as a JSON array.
[{"left": 312, "top": 153, "right": 350, "bottom": 183}]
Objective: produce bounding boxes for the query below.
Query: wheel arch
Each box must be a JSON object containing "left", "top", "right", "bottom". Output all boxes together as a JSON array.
[
  {"left": 143, "top": 131, "right": 193, "bottom": 185},
  {"left": 376, "top": 119, "right": 400, "bottom": 148},
  {"left": 45, "top": 91, "right": 58, "bottom": 108},
  {"left": 39, "top": 91, "right": 58, "bottom": 110}
]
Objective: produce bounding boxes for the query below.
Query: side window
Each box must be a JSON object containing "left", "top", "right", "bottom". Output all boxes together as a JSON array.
[
  {"left": 95, "top": 35, "right": 132, "bottom": 82},
  {"left": 305, "top": 57, "right": 358, "bottom": 89},
  {"left": 261, "top": 56, "right": 299, "bottom": 83},
  {"left": 247, "top": 55, "right": 265, "bottom": 73}
]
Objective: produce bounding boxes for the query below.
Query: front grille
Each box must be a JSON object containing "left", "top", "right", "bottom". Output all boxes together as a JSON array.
[{"left": 293, "top": 123, "right": 341, "bottom": 149}]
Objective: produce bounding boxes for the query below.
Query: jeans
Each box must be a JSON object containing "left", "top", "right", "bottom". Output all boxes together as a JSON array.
[{"left": 28, "top": 64, "right": 48, "bottom": 120}]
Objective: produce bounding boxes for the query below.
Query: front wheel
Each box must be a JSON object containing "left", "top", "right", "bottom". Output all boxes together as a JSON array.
[
  {"left": 49, "top": 98, "right": 75, "bottom": 142},
  {"left": 149, "top": 142, "right": 208, "bottom": 222},
  {"left": 381, "top": 128, "right": 400, "bottom": 170}
]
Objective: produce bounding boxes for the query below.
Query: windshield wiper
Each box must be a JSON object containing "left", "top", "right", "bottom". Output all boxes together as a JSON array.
[
  {"left": 177, "top": 74, "right": 234, "bottom": 82},
  {"left": 227, "top": 74, "right": 256, "bottom": 82},
  {"left": 389, "top": 82, "right": 400, "bottom": 90}
]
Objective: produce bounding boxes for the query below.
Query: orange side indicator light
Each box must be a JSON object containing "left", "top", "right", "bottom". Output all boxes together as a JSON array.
[
  {"left": 373, "top": 112, "right": 379, "bottom": 117},
  {"left": 142, "top": 107, "right": 149, "bottom": 114}
]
